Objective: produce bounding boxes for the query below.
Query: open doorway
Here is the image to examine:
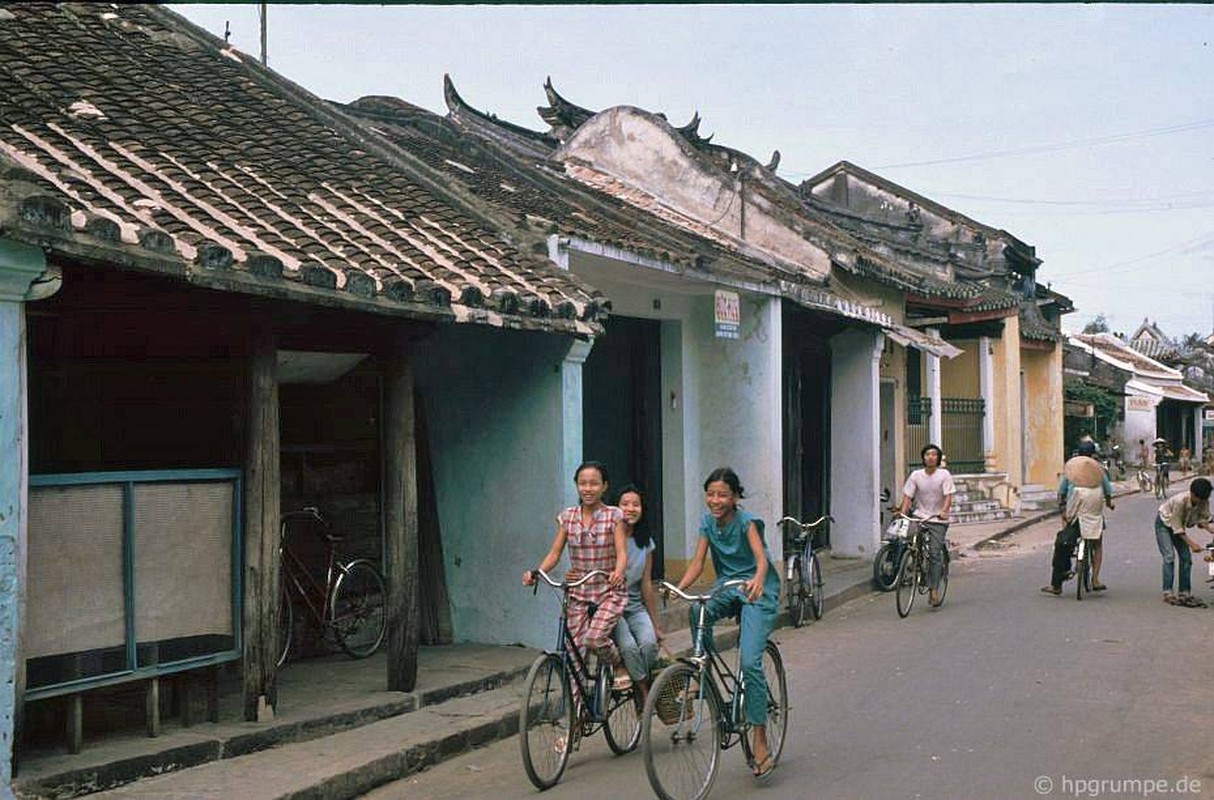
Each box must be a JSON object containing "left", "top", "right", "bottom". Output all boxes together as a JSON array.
[{"left": 582, "top": 316, "right": 664, "bottom": 577}]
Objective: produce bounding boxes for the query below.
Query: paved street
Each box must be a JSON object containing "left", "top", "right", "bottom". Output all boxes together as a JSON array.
[{"left": 365, "top": 488, "right": 1214, "bottom": 800}]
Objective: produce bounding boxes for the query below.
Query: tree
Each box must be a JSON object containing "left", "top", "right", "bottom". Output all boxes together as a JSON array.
[{"left": 1081, "top": 314, "right": 1110, "bottom": 334}]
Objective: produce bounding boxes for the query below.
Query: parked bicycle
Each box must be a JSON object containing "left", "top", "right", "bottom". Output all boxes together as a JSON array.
[
  {"left": 1136, "top": 466, "right": 1154, "bottom": 496},
  {"left": 873, "top": 490, "right": 908, "bottom": 592},
  {"left": 641, "top": 579, "right": 788, "bottom": 800},
  {"left": 518, "top": 568, "right": 642, "bottom": 790},
  {"left": 277, "top": 507, "right": 387, "bottom": 667},
  {"left": 893, "top": 514, "right": 950, "bottom": 618},
  {"left": 778, "top": 514, "right": 830, "bottom": 626}
]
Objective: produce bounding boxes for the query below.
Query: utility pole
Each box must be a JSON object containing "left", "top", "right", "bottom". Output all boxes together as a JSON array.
[{"left": 259, "top": 3, "right": 267, "bottom": 66}]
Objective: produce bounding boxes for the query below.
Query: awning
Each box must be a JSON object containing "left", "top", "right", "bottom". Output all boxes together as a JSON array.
[
  {"left": 882, "top": 325, "right": 964, "bottom": 359},
  {"left": 784, "top": 282, "right": 962, "bottom": 358},
  {"left": 1126, "top": 378, "right": 1208, "bottom": 404}
]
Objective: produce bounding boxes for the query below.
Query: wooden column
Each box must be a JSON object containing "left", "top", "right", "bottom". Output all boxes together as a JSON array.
[
  {"left": 242, "top": 325, "right": 280, "bottom": 720},
  {"left": 383, "top": 339, "right": 419, "bottom": 692}
]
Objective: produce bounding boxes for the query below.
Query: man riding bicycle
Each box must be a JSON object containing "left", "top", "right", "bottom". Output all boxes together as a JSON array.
[
  {"left": 899, "top": 444, "right": 954, "bottom": 608},
  {"left": 1042, "top": 439, "right": 1114, "bottom": 595},
  {"left": 1153, "top": 437, "right": 1173, "bottom": 486}
]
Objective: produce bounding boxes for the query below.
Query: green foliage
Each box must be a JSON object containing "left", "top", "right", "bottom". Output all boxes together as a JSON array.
[
  {"left": 1063, "top": 379, "right": 1119, "bottom": 451},
  {"left": 1081, "top": 314, "right": 1109, "bottom": 334}
]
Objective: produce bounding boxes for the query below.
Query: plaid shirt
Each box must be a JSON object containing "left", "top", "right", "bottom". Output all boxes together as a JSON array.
[{"left": 558, "top": 504, "right": 624, "bottom": 604}]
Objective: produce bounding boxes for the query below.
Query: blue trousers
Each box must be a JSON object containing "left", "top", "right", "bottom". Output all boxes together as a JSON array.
[
  {"left": 691, "top": 585, "right": 777, "bottom": 726},
  {"left": 1155, "top": 517, "right": 1193, "bottom": 594},
  {"left": 614, "top": 604, "right": 658, "bottom": 682}
]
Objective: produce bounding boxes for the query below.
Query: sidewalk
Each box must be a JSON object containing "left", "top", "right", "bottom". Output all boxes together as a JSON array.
[{"left": 16, "top": 478, "right": 1148, "bottom": 799}]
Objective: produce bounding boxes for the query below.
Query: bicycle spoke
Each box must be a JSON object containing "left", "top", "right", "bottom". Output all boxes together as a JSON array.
[
  {"left": 643, "top": 664, "right": 721, "bottom": 800},
  {"left": 520, "top": 654, "right": 573, "bottom": 790}
]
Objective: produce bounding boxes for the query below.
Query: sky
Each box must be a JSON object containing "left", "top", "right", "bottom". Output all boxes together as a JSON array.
[{"left": 170, "top": 4, "right": 1214, "bottom": 340}]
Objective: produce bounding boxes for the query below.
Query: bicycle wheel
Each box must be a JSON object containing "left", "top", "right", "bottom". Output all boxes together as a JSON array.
[
  {"left": 276, "top": 581, "right": 293, "bottom": 668},
  {"left": 935, "top": 549, "right": 950, "bottom": 608},
  {"left": 872, "top": 541, "right": 900, "bottom": 592},
  {"left": 603, "top": 680, "right": 642, "bottom": 755},
  {"left": 643, "top": 663, "right": 721, "bottom": 800},
  {"left": 760, "top": 641, "right": 789, "bottom": 767},
  {"left": 1082, "top": 543, "right": 1092, "bottom": 602},
  {"left": 895, "top": 550, "right": 918, "bottom": 618},
  {"left": 786, "top": 558, "right": 807, "bottom": 628},
  {"left": 808, "top": 551, "right": 825, "bottom": 620},
  {"left": 519, "top": 653, "right": 573, "bottom": 790},
  {"left": 330, "top": 560, "right": 387, "bottom": 658}
]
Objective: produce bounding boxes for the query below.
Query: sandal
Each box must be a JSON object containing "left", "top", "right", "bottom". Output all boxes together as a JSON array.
[
  {"left": 612, "top": 670, "right": 633, "bottom": 691},
  {"left": 1040, "top": 585, "right": 1061, "bottom": 596},
  {"left": 1163, "top": 594, "right": 1182, "bottom": 605},
  {"left": 751, "top": 753, "right": 776, "bottom": 780}
]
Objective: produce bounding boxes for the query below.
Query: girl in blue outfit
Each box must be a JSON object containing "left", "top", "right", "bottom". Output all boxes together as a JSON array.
[
  {"left": 612, "top": 485, "right": 663, "bottom": 707},
  {"left": 675, "top": 467, "right": 779, "bottom": 779}
]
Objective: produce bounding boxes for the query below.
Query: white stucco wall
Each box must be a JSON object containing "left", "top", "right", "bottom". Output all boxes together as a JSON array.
[
  {"left": 1124, "top": 393, "right": 1160, "bottom": 461},
  {"left": 681, "top": 293, "right": 783, "bottom": 559},
  {"left": 830, "top": 328, "right": 883, "bottom": 557},
  {"left": 556, "top": 107, "right": 831, "bottom": 281},
  {"left": 414, "top": 325, "right": 574, "bottom": 648}
]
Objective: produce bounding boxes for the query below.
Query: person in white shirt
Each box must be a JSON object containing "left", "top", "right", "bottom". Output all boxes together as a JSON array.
[{"left": 899, "top": 444, "right": 955, "bottom": 608}]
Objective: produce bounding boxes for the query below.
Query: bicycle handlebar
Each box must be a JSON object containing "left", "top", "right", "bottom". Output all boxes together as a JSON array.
[
  {"left": 657, "top": 578, "right": 750, "bottom": 604},
  {"left": 527, "top": 567, "right": 612, "bottom": 592},
  {"left": 777, "top": 515, "right": 832, "bottom": 530}
]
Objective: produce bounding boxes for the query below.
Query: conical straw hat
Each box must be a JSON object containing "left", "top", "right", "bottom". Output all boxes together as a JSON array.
[{"left": 1064, "top": 456, "right": 1104, "bottom": 488}]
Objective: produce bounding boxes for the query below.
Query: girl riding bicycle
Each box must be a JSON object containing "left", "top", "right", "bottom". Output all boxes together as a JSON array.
[
  {"left": 674, "top": 467, "right": 779, "bottom": 779},
  {"left": 523, "top": 461, "right": 631, "bottom": 689}
]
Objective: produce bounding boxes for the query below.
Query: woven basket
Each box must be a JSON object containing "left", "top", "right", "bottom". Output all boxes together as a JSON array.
[{"left": 654, "top": 672, "right": 697, "bottom": 725}]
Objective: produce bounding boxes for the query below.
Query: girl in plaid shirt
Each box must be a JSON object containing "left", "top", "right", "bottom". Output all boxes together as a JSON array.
[{"left": 524, "top": 461, "right": 630, "bottom": 688}]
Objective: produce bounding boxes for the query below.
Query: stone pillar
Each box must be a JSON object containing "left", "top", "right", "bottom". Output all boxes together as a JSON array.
[
  {"left": 0, "top": 238, "right": 48, "bottom": 787},
  {"left": 926, "top": 328, "right": 943, "bottom": 450},
  {"left": 1193, "top": 406, "right": 1204, "bottom": 473},
  {"left": 979, "top": 335, "right": 996, "bottom": 469},
  {"left": 561, "top": 339, "right": 593, "bottom": 508}
]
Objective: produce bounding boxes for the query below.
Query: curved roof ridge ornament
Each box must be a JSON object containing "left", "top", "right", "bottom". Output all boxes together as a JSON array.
[
  {"left": 765, "top": 149, "right": 780, "bottom": 173},
  {"left": 538, "top": 77, "right": 596, "bottom": 140},
  {"left": 442, "top": 73, "right": 471, "bottom": 115}
]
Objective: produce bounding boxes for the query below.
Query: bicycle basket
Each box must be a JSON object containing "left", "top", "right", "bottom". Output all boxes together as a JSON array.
[
  {"left": 885, "top": 517, "right": 911, "bottom": 540},
  {"left": 654, "top": 671, "right": 699, "bottom": 725}
]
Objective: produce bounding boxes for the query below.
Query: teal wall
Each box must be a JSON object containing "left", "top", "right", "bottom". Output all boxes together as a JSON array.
[
  {"left": 414, "top": 325, "right": 577, "bottom": 648},
  {"left": 0, "top": 238, "right": 46, "bottom": 793}
]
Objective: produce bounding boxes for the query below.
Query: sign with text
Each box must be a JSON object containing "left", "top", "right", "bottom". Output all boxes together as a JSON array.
[
  {"left": 1127, "top": 395, "right": 1155, "bottom": 412},
  {"left": 714, "top": 290, "right": 740, "bottom": 340},
  {"left": 1064, "top": 401, "right": 1093, "bottom": 418}
]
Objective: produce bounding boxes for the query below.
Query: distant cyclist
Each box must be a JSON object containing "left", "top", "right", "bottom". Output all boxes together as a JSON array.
[{"left": 1152, "top": 438, "right": 1173, "bottom": 486}]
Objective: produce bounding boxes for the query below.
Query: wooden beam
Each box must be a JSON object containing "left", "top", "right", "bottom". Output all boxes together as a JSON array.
[
  {"left": 242, "top": 324, "right": 280, "bottom": 721},
  {"left": 383, "top": 335, "right": 419, "bottom": 692}
]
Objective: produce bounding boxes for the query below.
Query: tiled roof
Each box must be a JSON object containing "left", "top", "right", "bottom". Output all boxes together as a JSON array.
[
  {"left": 1130, "top": 338, "right": 1179, "bottom": 362},
  {"left": 1073, "top": 333, "right": 1180, "bottom": 380},
  {"left": 343, "top": 93, "right": 780, "bottom": 284},
  {"left": 0, "top": 3, "right": 601, "bottom": 333}
]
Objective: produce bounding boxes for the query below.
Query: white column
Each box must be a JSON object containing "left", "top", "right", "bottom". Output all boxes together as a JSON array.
[
  {"left": 561, "top": 339, "right": 593, "bottom": 508},
  {"left": 926, "top": 328, "right": 943, "bottom": 448},
  {"left": 979, "top": 335, "right": 995, "bottom": 461},
  {"left": 829, "top": 328, "right": 883, "bottom": 557},
  {"left": 1194, "top": 406, "right": 1204, "bottom": 472}
]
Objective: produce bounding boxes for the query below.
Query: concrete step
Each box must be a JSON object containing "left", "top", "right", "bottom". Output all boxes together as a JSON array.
[
  {"left": 950, "top": 508, "right": 1014, "bottom": 524},
  {"left": 80, "top": 684, "right": 528, "bottom": 800},
  {"left": 1019, "top": 498, "right": 1059, "bottom": 512},
  {"left": 952, "top": 499, "right": 1005, "bottom": 514}
]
